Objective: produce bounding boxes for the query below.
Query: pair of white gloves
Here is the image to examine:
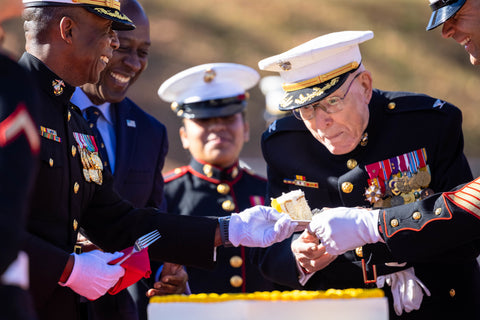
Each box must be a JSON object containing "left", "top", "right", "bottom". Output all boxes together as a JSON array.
[
  {"left": 61, "top": 206, "right": 297, "bottom": 300},
  {"left": 308, "top": 207, "right": 430, "bottom": 315}
]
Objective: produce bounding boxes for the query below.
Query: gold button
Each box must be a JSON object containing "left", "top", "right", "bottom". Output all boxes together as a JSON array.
[
  {"left": 347, "top": 159, "right": 357, "bottom": 170},
  {"left": 230, "top": 275, "right": 243, "bottom": 288},
  {"left": 355, "top": 247, "right": 363, "bottom": 258},
  {"left": 73, "top": 219, "right": 78, "bottom": 231},
  {"left": 170, "top": 102, "right": 178, "bottom": 112},
  {"left": 231, "top": 167, "right": 239, "bottom": 179},
  {"left": 68, "top": 111, "right": 71, "bottom": 121},
  {"left": 176, "top": 110, "right": 184, "bottom": 117},
  {"left": 203, "top": 164, "right": 213, "bottom": 177},
  {"left": 71, "top": 145, "right": 77, "bottom": 157},
  {"left": 89, "top": 123, "right": 94, "bottom": 128},
  {"left": 222, "top": 200, "right": 235, "bottom": 212},
  {"left": 435, "top": 208, "right": 442, "bottom": 216},
  {"left": 449, "top": 289, "right": 456, "bottom": 297},
  {"left": 49, "top": 158, "right": 54, "bottom": 167},
  {"left": 341, "top": 182, "right": 353, "bottom": 193},
  {"left": 230, "top": 256, "right": 243, "bottom": 268},
  {"left": 390, "top": 219, "right": 399, "bottom": 228},
  {"left": 388, "top": 102, "right": 396, "bottom": 110},
  {"left": 412, "top": 211, "right": 421, "bottom": 220},
  {"left": 217, "top": 183, "right": 230, "bottom": 195},
  {"left": 174, "top": 167, "right": 182, "bottom": 174},
  {"left": 73, "top": 182, "right": 79, "bottom": 194}
]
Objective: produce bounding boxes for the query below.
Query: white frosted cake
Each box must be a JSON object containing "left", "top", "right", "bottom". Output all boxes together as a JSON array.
[
  {"left": 148, "top": 289, "right": 388, "bottom": 320},
  {"left": 271, "top": 189, "right": 313, "bottom": 220}
]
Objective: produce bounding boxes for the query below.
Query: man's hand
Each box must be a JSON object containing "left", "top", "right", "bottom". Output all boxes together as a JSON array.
[
  {"left": 291, "top": 230, "right": 337, "bottom": 274},
  {"left": 59, "top": 250, "right": 125, "bottom": 300},
  {"left": 308, "top": 207, "right": 382, "bottom": 255},
  {"left": 146, "top": 263, "right": 188, "bottom": 297},
  {"left": 229, "top": 205, "right": 297, "bottom": 247}
]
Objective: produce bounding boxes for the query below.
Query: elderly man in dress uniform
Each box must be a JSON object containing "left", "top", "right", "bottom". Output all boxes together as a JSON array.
[
  {"left": 16, "top": 0, "right": 297, "bottom": 318},
  {"left": 308, "top": 0, "right": 480, "bottom": 284},
  {"left": 156, "top": 62, "right": 275, "bottom": 294},
  {"left": 252, "top": 30, "right": 480, "bottom": 319}
]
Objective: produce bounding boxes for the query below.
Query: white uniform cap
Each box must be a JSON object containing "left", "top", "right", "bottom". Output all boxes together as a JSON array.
[
  {"left": 258, "top": 31, "right": 373, "bottom": 110},
  {"left": 259, "top": 76, "right": 287, "bottom": 119},
  {"left": 158, "top": 63, "right": 260, "bottom": 119}
]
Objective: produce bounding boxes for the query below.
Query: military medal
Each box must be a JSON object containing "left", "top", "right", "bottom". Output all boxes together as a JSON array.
[
  {"left": 364, "top": 147, "right": 430, "bottom": 207},
  {"left": 414, "top": 169, "right": 431, "bottom": 188},
  {"left": 365, "top": 184, "right": 382, "bottom": 204},
  {"left": 73, "top": 132, "right": 103, "bottom": 185}
]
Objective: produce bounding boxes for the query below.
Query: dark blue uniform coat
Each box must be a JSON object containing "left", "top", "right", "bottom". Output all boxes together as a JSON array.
[{"left": 253, "top": 89, "right": 480, "bottom": 319}]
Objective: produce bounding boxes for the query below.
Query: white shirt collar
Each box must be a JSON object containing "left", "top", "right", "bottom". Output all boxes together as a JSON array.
[{"left": 71, "top": 87, "right": 113, "bottom": 125}]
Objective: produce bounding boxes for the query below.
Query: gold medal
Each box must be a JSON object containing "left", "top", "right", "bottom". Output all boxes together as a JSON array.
[
  {"left": 97, "top": 169, "right": 103, "bottom": 185},
  {"left": 83, "top": 168, "right": 91, "bottom": 182},
  {"left": 397, "top": 176, "right": 411, "bottom": 193},
  {"left": 91, "top": 152, "right": 103, "bottom": 170},
  {"left": 415, "top": 170, "right": 431, "bottom": 188},
  {"left": 89, "top": 169, "right": 100, "bottom": 184},
  {"left": 408, "top": 174, "right": 421, "bottom": 190},
  {"left": 401, "top": 192, "right": 415, "bottom": 204}
]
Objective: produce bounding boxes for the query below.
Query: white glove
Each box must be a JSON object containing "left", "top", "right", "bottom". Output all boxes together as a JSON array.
[
  {"left": 60, "top": 250, "right": 125, "bottom": 300},
  {"left": 376, "top": 267, "right": 431, "bottom": 316},
  {"left": 308, "top": 207, "right": 382, "bottom": 255},
  {"left": 229, "top": 205, "right": 298, "bottom": 247}
]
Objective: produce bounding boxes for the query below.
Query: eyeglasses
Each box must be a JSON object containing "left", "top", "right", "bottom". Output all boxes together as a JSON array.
[{"left": 293, "top": 72, "right": 362, "bottom": 121}]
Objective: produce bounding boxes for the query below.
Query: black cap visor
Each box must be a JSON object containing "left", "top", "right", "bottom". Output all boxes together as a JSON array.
[
  {"left": 279, "top": 72, "right": 353, "bottom": 111},
  {"left": 174, "top": 97, "right": 247, "bottom": 119},
  {"left": 426, "top": 0, "right": 466, "bottom": 31},
  {"left": 83, "top": 6, "right": 135, "bottom": 30}
]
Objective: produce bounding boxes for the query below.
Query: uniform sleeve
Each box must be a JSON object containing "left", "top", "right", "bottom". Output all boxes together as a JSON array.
[{"left": 379, "top": 179, "right": 480, "bottom": 262}]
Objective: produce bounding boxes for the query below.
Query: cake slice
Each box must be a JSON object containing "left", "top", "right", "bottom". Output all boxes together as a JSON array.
[{"left": 271, "top": 189, "right": 313, "bottom": 220}]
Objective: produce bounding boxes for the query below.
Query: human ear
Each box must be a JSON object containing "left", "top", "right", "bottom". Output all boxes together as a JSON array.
[
  {"left": 59, "top": 16, "right": 74, "bottom": 44},
  {"left": 358, "top": 71, "right": 373, "bottom": 103},
  {"left": 179, "top": 126, "right": 190, "bottom": 150}
]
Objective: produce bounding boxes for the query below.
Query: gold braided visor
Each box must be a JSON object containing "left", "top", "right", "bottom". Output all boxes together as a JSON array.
[
  {"left": 73, "top": 0, "right": 119, "bottom": 10},
  {"left": 282, "top": 62, "right": 359, "bottom": 92}
]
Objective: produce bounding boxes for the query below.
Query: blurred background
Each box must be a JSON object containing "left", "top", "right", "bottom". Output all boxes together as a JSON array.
[{"left": 3, "top": 0, "right": 480, "bottom": 177}]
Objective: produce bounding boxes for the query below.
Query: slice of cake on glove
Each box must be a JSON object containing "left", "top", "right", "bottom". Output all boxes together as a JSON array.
[{"left": 271, "top": 189, "right": 313, "bottom": 221}]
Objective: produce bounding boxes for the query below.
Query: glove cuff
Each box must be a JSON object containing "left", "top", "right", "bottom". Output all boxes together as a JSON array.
[{"left": 218, "top": 216, "right": 233, "bottom": 247}]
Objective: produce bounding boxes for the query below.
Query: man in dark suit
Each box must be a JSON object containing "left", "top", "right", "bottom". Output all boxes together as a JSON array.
[
  {"left": 19, "top": 0, "right": 297, "bottom": 318},
  {"left": 70, "top": 0, "right": 186, "bottom": 319},
  {"left": 254, "top": 30, "right": 480, "bottom": 319}
]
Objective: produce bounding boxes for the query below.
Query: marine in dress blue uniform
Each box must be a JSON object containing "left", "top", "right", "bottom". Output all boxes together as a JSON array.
[
  {"left": 252, "top": 31, "right": 480, "bottom": 318},
  {"left": 17, "top": 1, "right": 219, "bottom": 318},
  {"left": 0, "top": 52, "right": 40, "bottom": 320},
  {"left": 158, "top": 63, "right": 275, "bottom": 293}
]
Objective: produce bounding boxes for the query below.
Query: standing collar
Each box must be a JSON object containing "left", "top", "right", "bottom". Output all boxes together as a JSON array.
[
  {"left": 19, "top": 52, "right": 76, "bottom": 105},
  {"left": 189, "top": 158, "right": 241, "bottom": 182}
]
